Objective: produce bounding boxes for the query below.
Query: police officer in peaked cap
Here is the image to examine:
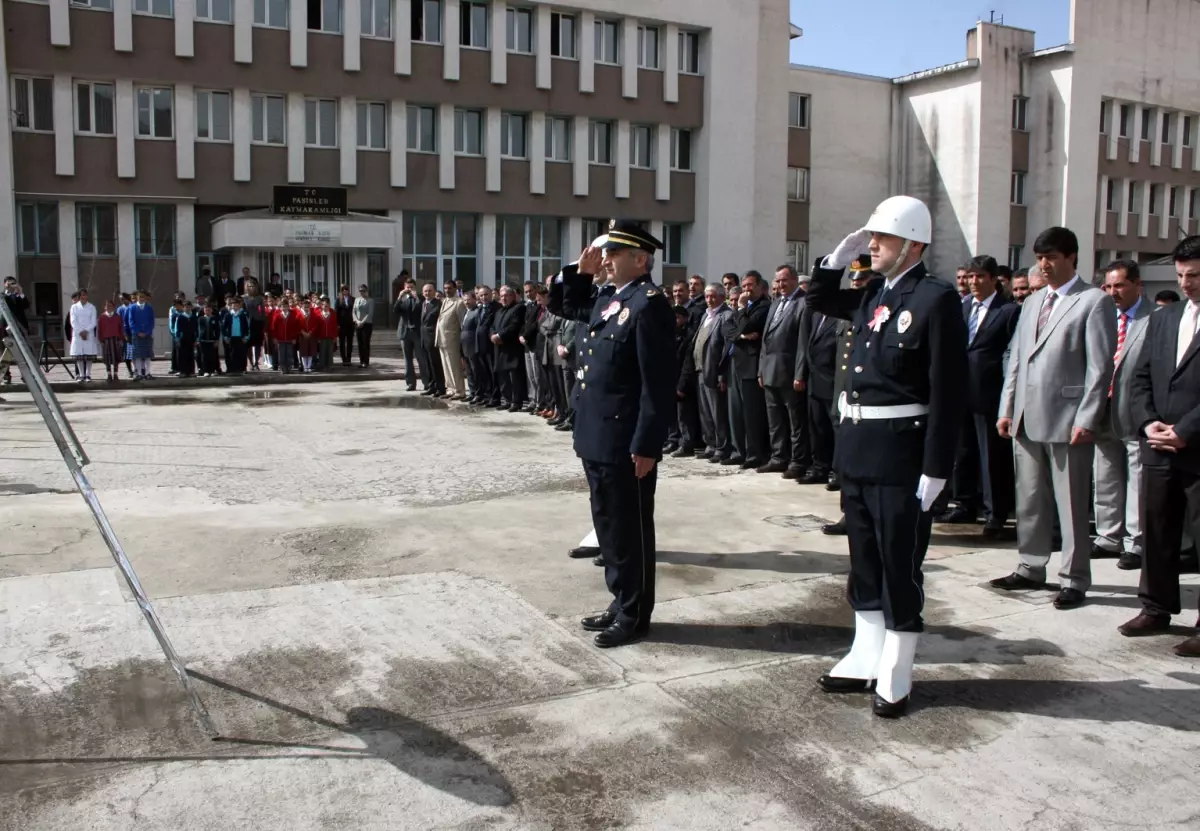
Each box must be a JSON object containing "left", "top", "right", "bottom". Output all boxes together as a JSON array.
[
  {"left": 561, "top": 220, "right": 677, "bottom": 648},
  {"left": 806, "top": 196, "right": 968, "bottom": 717}
]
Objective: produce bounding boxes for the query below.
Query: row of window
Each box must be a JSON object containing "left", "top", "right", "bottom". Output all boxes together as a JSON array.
[
  {"left": 17, "top": 202, "right": 175, "bottom": 258},
  {"left": 1100, "top": 100, "right": 1197, "bottom": 148},
  {"left": 65, "top": 0, "right": 704, "bottom": 73},
  {"left": 12, "top": 78, "right": 696, "bottom": 167},
  {"left": 1103, "top": 179, "right": 1200, "bottom": 220},
  {"left": 787, "top": 93, "right": 810, "bottom": 129}
]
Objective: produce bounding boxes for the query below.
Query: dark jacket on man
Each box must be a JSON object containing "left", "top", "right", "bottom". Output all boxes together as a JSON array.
[{"left": 490, "top": 302, "right": 527, "bottom": 372}]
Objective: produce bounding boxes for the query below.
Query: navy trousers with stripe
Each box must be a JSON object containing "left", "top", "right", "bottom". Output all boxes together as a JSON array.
[{"left": 583, "top": 458, "right": 657, "bottom": 628}]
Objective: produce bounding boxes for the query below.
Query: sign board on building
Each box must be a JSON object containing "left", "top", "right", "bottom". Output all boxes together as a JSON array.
[
  {"left": 272, "top": 186, "right": 348, "bottom": 217},
  {"left": 284, "top": 221, "right": 343, "bottom": 247}
]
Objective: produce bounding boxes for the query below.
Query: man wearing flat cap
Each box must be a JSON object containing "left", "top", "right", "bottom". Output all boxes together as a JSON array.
[{"left": 560, "top": 220, "right": 677, "bottom": 648}]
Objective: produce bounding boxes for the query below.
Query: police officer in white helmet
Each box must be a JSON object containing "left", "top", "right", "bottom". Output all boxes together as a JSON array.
[{"left": 806, "top": 196, "right": 968, "bottom": 717}]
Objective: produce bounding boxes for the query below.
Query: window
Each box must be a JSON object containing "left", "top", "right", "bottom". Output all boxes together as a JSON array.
[
  {"left": 196, "top": 0, "right": 232, "bottom": 22},
  {"left": 1148, "top": 183, "right": 1161, "bottom": 216},
  {"left": 1162, "top": 112, "right": 1173, "bottom": 145},
  {"left": 460, "top": 0, "right": 488, "bottom": 48},
  {"left": 589, "top": 120, "right": 613, "bottom": 164},
  {"left": 307, "top": 0, "right": 341, "bottom": 32},
  {"left": 75, "top": 81, "right": 115, "bottom": 136},
  {"left": 545, "top": 116, "right": 571, "bottom": 162},
  {"left": 663, "top": 224, "right": 684, "bottom": 265},
  {"left": 357, "top": 101, "right": 387, "bottom": 150},
  {"left": 550, "top": 12, "right": 575, "bottom": 58},
  {"left": 16, "top": 203, "right": 59, "bottom": 257},
  {"left": 594, "top": 19, "right": 619, "bottom": 65},
  {"left": 637, "top": 25, "right": 659, "bottom": 69},
  {"left": 1007, "top": 245, "right": 1022, "bottom": 271},
  {"left": 136, "top": 86, "right": 173, "bottom": 139},
  {"left": 499, "top": 112, "right": 527, "bottom": 159},
  {"left": 252, "top": 93, "right": 285, "bottom": 144},
  {"left": 1191, "top": 189, "right": 1198, "bottom": 220},
  {"left": 360, "top": 0, "right": 390, "bottom": 36},
  {"left": 1105, "top": 178, "right": 1117, "bottom": 211},
  {"left": 786, "top": 241, "right": 807, "bottom": 272},
  {"left": 1119, "top": 103, "right": 1131, "bottom": 138},
  {"left": 412, "top": 0, "right": 441, "bottom": 43},
  {"left": 407, "top": 105, "right": 437, "bottom": 152},
  {"left": 133, "top": 0, "right": 172, "bottom": 16},
  {"left": 1012, "top": 96, "right": 1028, "bottom": 131},
  {"left": 1010, "top": 172, "right": 1026, "bottom": 206},
  {"left": 678, "top": 31, "right": 700, "bottom": 74},
  {"left": 1100, "top": 100, "right": 1110, "bottom": 134},
  {"left": 402, "top": 213, "right": 478, "bottom": 287},
  {"left": 304, "top": 98, "right": 338, "bottom": 148},
  {"left": 1128, "top": 181, "right": 1141, "bottom": 214},
  {"left": 135, "top": 205, "right": 175, "bottom": 258},
  {"left": 506, "top": 6, "right": 532, "bottom": 53},
  {"left": 670, "top": 128, "right": 691, "bottom": 171},
  {"left": 1141, "top": 108, "right": 1154, "bottom": 141},
  {"left": 196, "top": 90, "right": 232, "bottom": 142},
  {"left": 495, "top": 216, "right": 563, "bottom": 284},
  {"left": 71, "top": 0, "right": 113, "bottom": 8},
  {"left": 1185, "top": 116, "right": 1194, "bottom": 148},
  {"left": 631, "top": 125, "right": 654, "bottom": 169},
  {"left": 1169, "top": 186, "right": 1181, "bottom": 218},
  {"left": 787, "top": 167, "right": 809, "bottom": 202},
  {"left": 582, "top": 218, "right": 607, "bottom": 247},
  {"left": 788, "top": 93, "right": 810, "bottom": 129},
  {"left": 254, "top": 0, "right": 287, "bottom": 26},
  {"left": 77, "top": 204, "right": 117, "bottom": 257},
  {"left": 454, "top": 108, "right": 483, "bottom": 155},
  {"left": 12, "top": 77, "right": 53, "bottom": 132}
]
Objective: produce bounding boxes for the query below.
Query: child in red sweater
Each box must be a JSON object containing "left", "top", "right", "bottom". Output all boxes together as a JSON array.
[{"left": 97, "top": 300, "right": 125, "bottom": 382}]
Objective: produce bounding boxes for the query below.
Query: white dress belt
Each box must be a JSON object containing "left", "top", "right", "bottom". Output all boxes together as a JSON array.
[{"left": 838, "top": 391, "right": 930, "bottom": 423}]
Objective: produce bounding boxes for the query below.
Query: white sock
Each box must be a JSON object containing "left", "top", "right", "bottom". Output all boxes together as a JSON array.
[
  {"left": 830, "top": 611, "right": 887, "bottom": 680},
  {"left": 875, "top": 631, "right": 919, "bottom": 704}
]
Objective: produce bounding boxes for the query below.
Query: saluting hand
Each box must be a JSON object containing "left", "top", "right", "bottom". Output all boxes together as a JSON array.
[
  {"left": 827, "top": 228, "right": 872, "bottom": 270},
  {"left": 578, "top": 246, "right": 604, "bottom": 275}
]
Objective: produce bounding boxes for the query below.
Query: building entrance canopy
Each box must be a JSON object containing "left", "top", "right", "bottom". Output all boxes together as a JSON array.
[{"left": 211, "top": 209, "right": 396, "bottom": 251}]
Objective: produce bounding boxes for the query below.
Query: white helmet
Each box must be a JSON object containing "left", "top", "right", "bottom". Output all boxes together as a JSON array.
[{"left": 863, "top": 196, "right": 932, "bottom": 245}]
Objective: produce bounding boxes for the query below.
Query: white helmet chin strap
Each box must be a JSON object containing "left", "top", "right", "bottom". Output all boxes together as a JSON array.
[{"left": 882, "top": 240, "right": 914, "bottom": 281}]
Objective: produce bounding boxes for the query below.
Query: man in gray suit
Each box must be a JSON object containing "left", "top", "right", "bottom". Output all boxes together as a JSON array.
[
  {"left": 1093, "top": 260, "right": 1152, "bottom": 571},
  {"left": 757, "top": 265, "right": 810, "bottom": 477},
  {"left": 392, "top": 272, "right": 422, "bottom": 391},
  {"left": 691, "top": 284, "right": 734, "bottom": 461},
  {"left": 993, "top": 227, "right": 1118, "bottom": 609}
]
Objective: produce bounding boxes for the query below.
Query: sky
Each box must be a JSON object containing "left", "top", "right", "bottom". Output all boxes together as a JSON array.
[{"left": 788, "top": 0, "right": 1072, "bottom": 78}]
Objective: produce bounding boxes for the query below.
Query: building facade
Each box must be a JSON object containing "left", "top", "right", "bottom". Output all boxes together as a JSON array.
[
  {"left": 1, "top": 0, "right": 792, "bottom": 325},
  {"left": 786, "top": 0, "right": 1200, "bottom": 283}
]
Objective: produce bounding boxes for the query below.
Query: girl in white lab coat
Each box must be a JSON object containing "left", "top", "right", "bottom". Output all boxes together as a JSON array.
[{"left": 69, "top": 289, "right": 99, "bottom": 382}]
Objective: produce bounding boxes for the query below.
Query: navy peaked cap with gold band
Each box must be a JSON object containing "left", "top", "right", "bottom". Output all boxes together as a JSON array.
[{"left": 602, "top": 219, "right": 663, "bottom": 253}]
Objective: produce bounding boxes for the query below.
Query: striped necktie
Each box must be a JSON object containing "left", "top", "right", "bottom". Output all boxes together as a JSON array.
[
  {"left": 1109, "top": 311, "right": 1127, "bottom": 398},
  {"left": 967, "top": 300, "right": 983, "bottom": 344},
  {"left": 1035, "top": 292, "right": 1057, "bottom": 339}
]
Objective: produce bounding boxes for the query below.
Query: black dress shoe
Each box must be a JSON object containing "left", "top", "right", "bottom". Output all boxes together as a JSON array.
[
  {"left": 555, "top": 421, "right": 573, "bottom": 432},
  {"left": 817, "top": 675, "right": 876, "bottom": 694},
  {"left": 592, "top": 556, "right": 604, "bottom": 567},
  {"left": 581, "top": 611, "right": 617, "bottom": 631},
  {"left": 826, "top": 472, "right": 841, "bottom": 492},
  {"left": 709, "top": 454, "right": 728, "bottom": 464},
  {"left": 721, "top": 456, "right": 744, "bottom": 466},
  {"left": 1090, "top": 543, "right": 1120, "bottom": 560},
  {"left": 671, "top": 446, "right": 696, "bottom": 458},
  {"left": 782, "top": 467, "right": 804, "bottom": 480},
  {"left": 935, "top": 507, "right": 977, "bottom": 524},
  {"left": 1117, "top": 552, "right": 1143, "bottom": 570},
  {"left": 697, "top": 449, "right": 715, "bottom": 460},
  {"left": 420, "top": 389, "right": 436, "bottom": 396},
  {"left": 822, "top": 518, "right": 847, "bottom": 536},
  {"left": 507, "top": 405, "right": 523, "bottom": 413},
  {"left": 756, "top": 461, "right": 788, "bottom": 474},
  {"left": 594, "top": 621, "right": 648, "bottom": 648},
  {"left": 989, "top": 573, "right": 1046, "bottom": 591},
  {"left": 741, "top": 459, "right": 765, "bottom": 470},
  {"left": 798, "top": 469, "right": 825, "bottom": 485},
  {"left": 1053, "top": 588, "right": 1086, "bottom": 610},
  {"left": 872, "top": 694, "right": 909, "bottom": 719},
  {"left": 662, "top": 442, "right": 680, "bottom": 455},
  {"left": 569, "top": 546, "right": 600, "bottom": 559}
]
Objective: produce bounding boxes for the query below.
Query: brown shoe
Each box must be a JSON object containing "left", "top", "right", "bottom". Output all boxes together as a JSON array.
[
  {"left": 1174, "top": 635, "right": 1200, "bottom": 657},
  {"left": 1117, "top": 612, "right": 1171, "bottom": 637}
]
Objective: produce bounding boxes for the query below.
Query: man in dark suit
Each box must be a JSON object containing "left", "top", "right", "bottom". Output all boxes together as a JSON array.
[
  {"left": 489, "top": 285, "right": 527, "bottom": 410},
  {"left": 683, "top": 284, "right": 734, "bottom": 462},
  {"left": 418, "top": 282, "right": 445, "bottom": 396},
  {"left": 724, "top": 271, "right": 771, "bottom": 468},
  {"left": 334, "top": 284, "right": 356, "bottom": 365},
  {"left": 807, "top": 196, "right": 967, "bottom": 718},
  {"left": 1122, "top": 235, "right": 1200, "bottom": 657},
  {"left": 673, "top": 278, "right": 707, "bottom": 457},
  {"left": 393, "top": 273, "right": 422, "bottom": 391},
  {"left": 938, "top": 256, "right": 1020, "bottom": 537},
  {"left": 474, "top": 285, "right": 502, "bottom": 405},
  {"left": 758, "top": 265, "right": 810, "bottom": 478}
]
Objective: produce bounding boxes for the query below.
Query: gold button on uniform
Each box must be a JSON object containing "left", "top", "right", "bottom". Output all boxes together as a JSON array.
[
  {"left": 854, "top": 366, "right": 863, "bottom": 373},
  {"left": 581, "top": 382, "right": 587, "bottom": 390},
  {"left": 841, "top": 365, "right": 847, "bottom": 370}
]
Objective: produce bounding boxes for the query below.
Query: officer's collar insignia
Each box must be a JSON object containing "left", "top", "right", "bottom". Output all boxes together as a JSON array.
[
  {"left": 897, "top": 310, "right": 913, "bottom": 334},
  {"left": 646, "top": 288, "right": 659, "bottom": 297},
  {"left": 618, "top": 308, "right": 631, "bottom": 325}
]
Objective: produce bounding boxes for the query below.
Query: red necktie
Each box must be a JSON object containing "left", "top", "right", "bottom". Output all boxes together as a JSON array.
[{"left": 1109, "top": 311, "right": 1127, "bottom": 398}]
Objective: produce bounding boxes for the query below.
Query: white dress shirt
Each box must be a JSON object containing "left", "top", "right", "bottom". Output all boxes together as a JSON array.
[
  {"left": 969, "top": 290, "right": 998, "bottom": 326},
  {"left": 1178, "top": 299, "right": 1200, "bottom": 367}
]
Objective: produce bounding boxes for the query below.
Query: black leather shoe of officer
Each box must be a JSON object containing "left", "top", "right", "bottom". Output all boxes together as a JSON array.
[
  {"left": 709, "top": 454, "right": 727, "bottom": 464},
  {"left": 872, "top": 694, "right": 909, "bottom": 719},
  {"left": 826, "top": 472, "right": 841, "bottom": 492},
  {"left": 741, "top": 458, "right": 765, "bottom": 470},
  {"left": 548, "top": 416, "right": 566, "bottom": 427},
  {"left": 989, "top": 573, "right": 1045, "bottom": 591},
  {"left": 1117, "top": 552, "right": 1143, "bottom": 570},
  {"left": 822, "top": 518, "right": 847, "bottom": 536},
  {"left": 594, "top": 620, "right": 649, "bottom": 648},
  {"left": 935, "top": 507, "right": 977, "bottom": 524},
  {"left": 592, "top": 556, "right": 604, "bottom": 567},
  {"left": 782, "top": 466, "right": 804, "bottom": 480},
  {"left": 507, "top": 404, "right": 523, "bottom": 413},
  {"left": 798, "top": 468, "right": 825, "bottom": 485},
  {"left": 569, "top": 546, "right": 600, "bottom": 559},
  {"left": 756, "top": 461, "right": 788, "bottom": 474},
  {"left": 1053, "top": 588, "right": 1086, "bottom": 610},
  {"left": 581, "top": 611, "right": 617, "bottom": 631},
  {"left": 1090, "top": 543, "right": 1120, "bottom": 559},
  {"left": 721, "top": 456, "right": 744, "bottom": 466},
  {"left": 671, "top": 445, "right": 697, "bottom": 458},
  {"left": 818, "top": 675, "right": 876, "bottom": 694},
  {"left": 554, "top": 420, "right": 573, "bottom": 432}
]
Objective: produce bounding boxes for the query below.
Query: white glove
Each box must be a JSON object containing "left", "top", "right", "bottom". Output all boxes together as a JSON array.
[
  {"left": 826, "top": 228, "right": 872, "bottom": 270},
  {"left": 916, "top": 475, "right": 947, "bottom": 513}
]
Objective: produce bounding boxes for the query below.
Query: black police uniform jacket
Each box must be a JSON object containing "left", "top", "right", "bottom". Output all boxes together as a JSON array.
[
  {"left": 560, "top": 269, "right": 676, "bottom": 464},
  {"left": 806, "top": 261, "right": 967, "bottom": 486}
]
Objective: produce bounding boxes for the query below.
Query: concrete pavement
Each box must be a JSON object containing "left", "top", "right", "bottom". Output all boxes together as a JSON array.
[{"left": 1, "top": 382, "right": 1197, "bottom": 830}]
